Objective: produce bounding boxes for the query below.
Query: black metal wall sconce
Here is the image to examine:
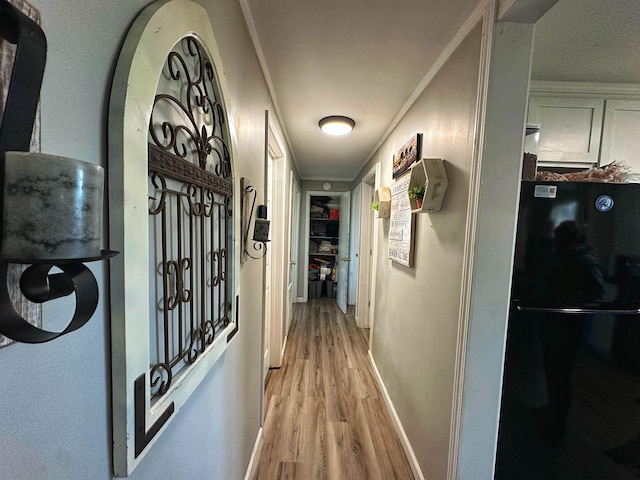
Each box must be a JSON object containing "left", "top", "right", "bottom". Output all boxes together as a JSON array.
[
  {"left": 241, "top": 177, "right": 270, "bottom": 262},
  {"left": 0, "top": 0, "right": 117, "bottom": 344}
]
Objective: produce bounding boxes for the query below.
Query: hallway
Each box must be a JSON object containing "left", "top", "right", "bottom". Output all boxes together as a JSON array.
[{"left": 253, "top": 298, "right": 415, "bottom": 479}]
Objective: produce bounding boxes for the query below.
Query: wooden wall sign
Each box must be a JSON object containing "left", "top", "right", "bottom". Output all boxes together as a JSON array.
[
  {"left": 0, "top": 0, "right": 42, "bottom": 348},
  {"left": 388, "top": 173, "right": 415, "bottom": 267}
]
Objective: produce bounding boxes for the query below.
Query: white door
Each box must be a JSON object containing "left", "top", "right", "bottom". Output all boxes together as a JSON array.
[
  {"left": 286, "top": 176, "right": 300, "bottom": 333},
  {"left": 337, "top": 192, "right": 351, "bottom": 314},
  {"left": 263, "top": 154, "right": 273, "bottom": 382},
  {"left": 348, "top": 185, "right": 361, "bottom": 305}
]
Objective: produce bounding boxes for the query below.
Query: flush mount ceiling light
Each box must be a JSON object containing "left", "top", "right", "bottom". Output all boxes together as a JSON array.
[{"left": 319, "top": 115, "right": 355, "bottom": 136}]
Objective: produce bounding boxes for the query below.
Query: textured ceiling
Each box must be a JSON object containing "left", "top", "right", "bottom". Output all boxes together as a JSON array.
[
  {"left": 241, "top": 0, "right": 640, "bottom": 180},
  {"left": 532, "top": 0, "right": 640, "bottom": 83},
  {"left": 242, "top": 0, "right": 481, "bottom": 180}
]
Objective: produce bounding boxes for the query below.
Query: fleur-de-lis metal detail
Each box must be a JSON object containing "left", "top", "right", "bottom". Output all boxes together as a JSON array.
[{"left": 146, "top": 36, "right": 234, "bottom": 400}]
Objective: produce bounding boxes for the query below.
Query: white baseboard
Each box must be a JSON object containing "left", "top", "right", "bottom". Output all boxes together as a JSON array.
[
  {"left": 243, "top": 427, "right": 263, "bottom": 480},
  {"left": 368, "top": 350, "right": 425, "bottom": 480},
  {"left": 296, "top": 296, "right": 305, "bottom": 303}
]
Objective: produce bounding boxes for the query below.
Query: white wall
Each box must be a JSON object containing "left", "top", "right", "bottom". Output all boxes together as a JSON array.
[
  {"left": 0, "top": 1, "right": 294, "bottom": 479},
  {"left": 356, "top": 22, "right": 483, "bottom": 478}
]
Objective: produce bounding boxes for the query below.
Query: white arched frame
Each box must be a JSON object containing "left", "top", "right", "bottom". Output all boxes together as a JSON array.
[{"left": 108, "top": 0, "right": 240, "bottom": 476}]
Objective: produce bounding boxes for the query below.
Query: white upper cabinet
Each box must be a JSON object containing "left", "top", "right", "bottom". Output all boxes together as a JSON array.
[
  {"left": 527, "top": 95, "right": 604, "bottom": 167},
  {"left": 600, "top": 99, "right": 640, "bottom": 171}
]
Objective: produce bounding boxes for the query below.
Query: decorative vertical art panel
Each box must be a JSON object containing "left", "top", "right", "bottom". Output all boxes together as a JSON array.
[
  {"left": 0, "top": 0, "right": 42, "bottom": 348},
  {"left": 108, "top": 0, "right": 239, "bottom": 476},
  {"left": 388, "top": 173, "right": 416, "bottom": 267}
]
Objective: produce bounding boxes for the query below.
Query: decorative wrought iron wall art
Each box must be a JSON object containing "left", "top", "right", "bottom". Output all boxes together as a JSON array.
[
  {"left": 146, "top": 35, "right": 234, "bottom": 401},
  {"left": 109, "top": 1, "right": 240, "bottom": 474},
  {"left": 241, "top": 177, "right": 270, "bottom": 262}
]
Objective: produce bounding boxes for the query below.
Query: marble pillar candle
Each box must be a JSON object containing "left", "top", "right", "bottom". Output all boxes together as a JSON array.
[{"left": 2, "top": 151, "right": 104, "bottom": 260}]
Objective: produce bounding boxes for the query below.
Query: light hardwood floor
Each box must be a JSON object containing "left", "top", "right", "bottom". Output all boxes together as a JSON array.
[{"left": 253, "top": 298, "right": 415, "bottom": 480}]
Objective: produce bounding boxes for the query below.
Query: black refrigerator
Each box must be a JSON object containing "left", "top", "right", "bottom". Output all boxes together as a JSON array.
[{"left": 496, "top": 181, "right": 640, "bottom": 480}]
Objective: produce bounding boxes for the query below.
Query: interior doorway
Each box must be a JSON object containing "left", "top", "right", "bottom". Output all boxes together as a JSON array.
[
  {"left": 495, "top": 2, "right": 640, "bottom": 478},
  {"left": 261, "top": 116, "right": 288, "bottom": 424},
  {"left": 304, "top": 191, "right": 350, "bottom": 313},
  {"left": 348, "top": 184, "right": 361, "bottom": 307},
  {"left": 262, "top": 152, "right": 273, "bottom": 383},
  {"left": 264, "top": 118, "right": 287, "bottom": 371},
  {"left": 285, "top": 174, "right": 300, "bottom": 343},
  {"left": 356, "top": 163, "right": 381, "bottom": 340}
]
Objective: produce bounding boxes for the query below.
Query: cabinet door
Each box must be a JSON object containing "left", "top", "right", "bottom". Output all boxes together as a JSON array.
[
  {"left": 600, "top": 99, "right": 640, "bottom": 172},
  {"left": 528, "top": 96, "right": 604, "bottom": 167}
]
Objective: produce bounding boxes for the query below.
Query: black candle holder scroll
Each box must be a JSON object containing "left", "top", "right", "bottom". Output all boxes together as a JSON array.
[{"left": 241, "top": 177, "right": 270, "bottom": 262}]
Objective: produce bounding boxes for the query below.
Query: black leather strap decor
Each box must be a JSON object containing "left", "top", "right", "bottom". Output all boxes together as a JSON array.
[
  {"left": 0, "top": 1, "right": 49, "bottom": 343},
  {"left": 0, "top": 0, "right": 47, "bottom": 159}
]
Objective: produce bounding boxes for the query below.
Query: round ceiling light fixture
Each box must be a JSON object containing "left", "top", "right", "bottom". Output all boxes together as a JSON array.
[{"left": 318, "top": 115, "right": 355, "bottom": 136}]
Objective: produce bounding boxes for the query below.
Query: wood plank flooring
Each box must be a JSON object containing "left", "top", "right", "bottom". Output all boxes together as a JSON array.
[{"left": 253, "top": 298, "right": 414, "bottom": 480}]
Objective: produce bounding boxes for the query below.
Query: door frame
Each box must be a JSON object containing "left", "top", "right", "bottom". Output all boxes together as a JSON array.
[
  {"left": 356, "top": 163, "right": 381, "bottom": 332},
  {"left": 262, "top": 151, "right": 273, "bottom": 382},
  {"left": 285, "top": 172, "right": 300, "bottom": 340},
  {"left": 348, "top": 184, "right": 361, "bottom": 306},
  {"left": 336, "top": 192, "right": 351, "bottom": 314},
  {"left": 453, "top": 4, "right": 541, "bottom": 478},
  {"left": 266, "top": 117, "right": 287, "bottom": 369},
  {"left": 302, "top": 190, "right": 349, "bottom": 302}
]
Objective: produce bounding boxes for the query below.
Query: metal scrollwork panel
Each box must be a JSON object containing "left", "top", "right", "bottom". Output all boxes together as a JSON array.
[
  {"left": 147, "top": 171, "right": 232, "bottom": 399},
  {"left": 149, "top": 36, "right": 231, "bottom": 183},
  {"left": 108, "top": 2, "right": 240, "bottom": 474},
  {"left": 147, "top": 35, "right": 233, "bottom": 401}
]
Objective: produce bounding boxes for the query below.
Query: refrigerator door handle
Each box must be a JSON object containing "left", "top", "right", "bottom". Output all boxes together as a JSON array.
[{"left": 515, "top": 305, "right": 640, "bottom": 315}]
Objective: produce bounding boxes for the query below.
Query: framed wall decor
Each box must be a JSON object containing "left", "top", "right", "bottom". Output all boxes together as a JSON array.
[
  {"left": 388, "top": 173, "right": 416, "bottom": 267},
  {"left": 108, "top": 0, "right": 240, "bottom": 475},
  {"left": 392, "top": 133, "right": 422, "bottom": 178}
]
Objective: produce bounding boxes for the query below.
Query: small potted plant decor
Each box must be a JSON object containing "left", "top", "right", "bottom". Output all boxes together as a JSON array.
[
  {"left": 408, "top": 184, "right": 426, "bottom": 209},
  {"left": 371, "top": 201, "right": 379, "bottom": 211}
]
